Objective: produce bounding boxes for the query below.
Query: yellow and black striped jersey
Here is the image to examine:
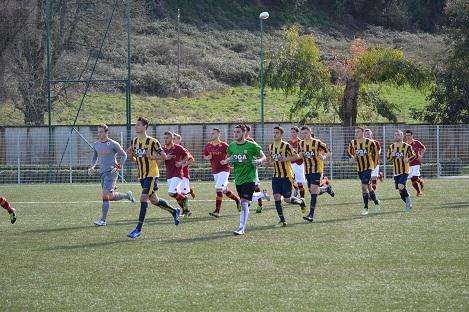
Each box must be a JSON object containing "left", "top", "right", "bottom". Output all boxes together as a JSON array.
[
  {"left": 347, "top": 138, "right": 378, "bottom": 172},
  {"left": 268, "top": 140, "right": 295, "bottom": 178},
  {"left": 387, "top": 142, "right": 415, "bottom": 176},
  {"left": 131, "top": 135, "right": 163, "bottom": 179},
  {"left": 299, "top": 139, "right": 328, "bottom": 174}
]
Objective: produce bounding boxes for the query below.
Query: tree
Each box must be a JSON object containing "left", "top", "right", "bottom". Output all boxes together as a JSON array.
[{"left": 413, "top": 0, "right": 469, "bottom": 124}]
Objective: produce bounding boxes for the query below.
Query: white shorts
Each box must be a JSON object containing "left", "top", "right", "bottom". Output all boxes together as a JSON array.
[
  {"left": 213, "top": 171, "right": 230, "bottom": 190},
  {"left": 408, "top": 165, "right": 421, "bottom": 179},
  {"left": 371, "top": 165, "right": 380, "bottom": 178},
  {"left": 180, "top": 177, "right": 191, "bottom": 194},
  {"left": 167, "top": 177, "right": 183, "bottom": 194},
  {"left": 291, "top": 163, "right": 306, "bottom": 184}
]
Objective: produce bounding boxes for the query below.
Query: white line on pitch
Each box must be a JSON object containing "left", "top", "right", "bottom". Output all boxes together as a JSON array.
[{"left": 11, "top": 200, "right": 215, "bottom": 204}]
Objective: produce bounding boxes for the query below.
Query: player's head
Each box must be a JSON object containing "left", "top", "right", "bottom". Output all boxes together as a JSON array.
[
  {"left": 290, "top": 126, "right": 300, "bottom": 140},
  {"left": 97, "top": 124, "right": 109, "bottom": 141},
  {"left": 273, "top": 126, "right": 284, "bottom": 141},
  {"left": 164, "top": 131, "right": 174, "bottom": 145},
  {"left": 300, "top": 126, "right": 312, "bottom": 140},
  {"left": 244, "top": 124, "right": 251, "bottom": 138},
  {"left": 234, "top": 124, "right": 246, "bottom": 142},
  {"left": 394, "top": 129, "right": 404, "bottom": 142},
  {"left": 174, "top": 133, "right": 181, "bottom": 145},
  {"left": 135, "top": 117, "right": 149, "bottom": 134},
  {"left": 355, "top": 126, "right": 365, "bottom": 139},
  {"left": 211, "top": 128, "right": 221, "bottom": 141},
  {"left": 404, "top": 129, "right": 413, "bottom": 143},
  {"left": 364, "top": 128, "right": 373, "bottom": 139}
]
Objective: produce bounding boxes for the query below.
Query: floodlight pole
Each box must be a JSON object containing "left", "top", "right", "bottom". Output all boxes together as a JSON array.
[
  {"left": 177, "top": 8, "right": 181, "bottom": 94},
  {"left": 45, "top": 0, "right": 53, "bottom": 183},
  {"left": 259, "top": 12, "right": 269, "bottom": 146},
  {"left": 125, "top": 0, "right": 132, "bottom": 144}
]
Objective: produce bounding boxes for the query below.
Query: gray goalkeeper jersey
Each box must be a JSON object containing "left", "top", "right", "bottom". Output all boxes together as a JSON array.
[{"left": 91, "top": 139, "right": 127, "bottom": 174}]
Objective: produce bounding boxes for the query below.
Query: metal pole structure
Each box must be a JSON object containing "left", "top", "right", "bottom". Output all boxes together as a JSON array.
[
  {"left": 329, "top": 127, "right": 333, "bottom": 180},
  {"left": 16, "top": 134, "right": 20, "bottom": 185},
  {"left": 45, "top": 0, "right": 53, "bottom": 183},
  {"left": 259, "top": 18, "right": 265, "bottom": 147},
  {"left": 125, "top": 0, "right": 132, "bottom": 179},
  {"left": 436, "top": 125, "right": 441, "bottom": 177},
  {"left": 120, "top": 131, "right": 124, "bottom": 183},
  {"left": 177, "top": 8, "right": 181, "bottom": 94},
  {"left": 382, "top": 125, "right": 386, "bottom": 179},
  {"left": 69, "top": 132, "right": 73, "bottom": 184}
]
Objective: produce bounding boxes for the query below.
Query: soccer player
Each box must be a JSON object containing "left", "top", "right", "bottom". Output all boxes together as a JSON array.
[
  {"left": 88, "top": 124, "right": 136, "bottom": 226},
  {"left": 364, "top": 128, "right": 383, "bottom": 209},
  {"left": 267, "top": 126, "right": 306, "bottom": 226},
  {"left": 289, "top": 126, "right": 306, "bottom": 199},
  {"left": 347, "top": 127, "right": 380, "bottom": 215},
  {"left": 298, "top": 126, "right": 333, "bottom": 222},
  {"left": 163, "top": 131, "right": 192, "bottom": 217},
  {"left": 127, "top": 117, "right": 181, "bottom": 239},
  {"left": 203, "top": 128, "right": 241, "bottom": 217},
  {"left": 387, "top": 130, "right": 416, "bottom": 212},
  {"left": 244, "top": 124, "right": 270, "bottom": 213},
  {"left": 221, "top": 124, "right": 267, "bottom": 235},
  {"left": 173, "top": 133, "right": 196, "bottom": 198},
  {"left": 0, "top": 196, "right": 16, "bottom": 224},
  {"left": 404, "top": 130, "right": 426, "bottom": 196}
]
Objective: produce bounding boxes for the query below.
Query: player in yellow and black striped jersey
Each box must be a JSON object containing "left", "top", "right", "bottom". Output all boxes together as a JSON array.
[
  {"left": 298, "top": 126, "right": 333, "bottom": 222},
  {"left": 126, "top": 117, "right": 180, "bottom": 239},
  {"left": 267, "top": 126, "right": 306, "bottom": 226},
  {"left": 387, "top": 129, "right": 416, "bottom": 212},
  {"left": 347, "top": 127, "right": 380, "bottom": 215}
]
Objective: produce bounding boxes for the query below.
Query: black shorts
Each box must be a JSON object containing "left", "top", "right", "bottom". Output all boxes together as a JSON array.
[
  {"left": 306, "top": 173, "right": 322, "bottom": 187},
  {"left": 236, "top": 182, "right": 256, "bottom": 201},
  {"left": 140, "top": 177, "right": 159, "bottom": 196},
  {"left": 358, "top": 170, "right": 372, "bottom": 185},
  {"left": 394, "top": 173, "right": 408, "bottom": 189},
  {"left": 272, "top": 177, "right": 293, "bottom": 198}
]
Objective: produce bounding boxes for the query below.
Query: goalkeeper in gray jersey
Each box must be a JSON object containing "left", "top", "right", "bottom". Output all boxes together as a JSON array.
[{"left": 88, "top": 124, "right": 136, "bottom": 226}]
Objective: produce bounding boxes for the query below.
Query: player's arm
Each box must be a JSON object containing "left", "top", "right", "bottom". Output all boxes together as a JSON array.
[
  {"left": 88, "top": 147, "right": 98, "bottom": 175},
  {"left": 387, "top": 145, "right": 394, "bottom": 160},
  {"left": 175, "top": 146, "right": 190, "bottom": 167},
  {"left": 319, "top": 142, "right": 329, "bottom": 160},
  {"left": 283, "top": 144, "right": 300, "bottom": 162},
  {"left": 418, "top": 141, "right": 426, "bottom": 160},
  {"left": 203, "top": 145, "right": 212, "bottom": 160},
  {"left": 405, "top": 145, "right": 416, "bottom": 163},
  {"left": 253, "top": 150, "right": 267, "bottom": 166},
  {"left": 346, "top": 142, "right": 355, "bottom": 160},
  {"left": 111, "top": 142, "right": 127, "bottom": 173}
]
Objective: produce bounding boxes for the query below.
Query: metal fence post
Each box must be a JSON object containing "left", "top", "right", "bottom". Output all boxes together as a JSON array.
[
  {"left": 16, "top": 134, "right": 20, "bottom": 184},
  {"left": 382, "top": 125, "right": 386, "bottom": 179},
  {"left": 120, "top": 131, "right": 124, "bottom": 183},
  {"left": 436, "top": 125, "right": 441, "bottom": 177},
  {"left": 329, "top": 127, "right": 333, "bottom": 180},
  {"left": 69, "top": 132, "right": 73, "bottom": 184}
]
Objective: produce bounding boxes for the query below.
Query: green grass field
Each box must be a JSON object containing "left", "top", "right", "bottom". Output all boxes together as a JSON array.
[{"left": 0, "top": 179, "right": 467, "bottom": 311}]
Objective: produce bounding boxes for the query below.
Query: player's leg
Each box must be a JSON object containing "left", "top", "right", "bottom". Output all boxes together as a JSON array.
[
  {"left": 397, "top": 174, "right": 412, "bottom": 212},
  {"left": 94, "top": 172, "right": 114, "bottom": 226},
  {"left": 318, "top": 176, "right": 335, "bottom": 197},
  {"left": 370, "top": 165, "right": 380, "bottom": 192},
  {"left": 272, "top": 178, "right": 287, "bottom": 226},
  {"left": 184, "top": 177, "right": 196, "bottom": 199},
  {"left": 234, "top": 183, "right": 255, "bottom": 235},
  {"left": 148, "top": 180, "right": 180, "bottom": 225},
  {"left": 368, "top": 167, "right": 380, "bottom": 212},
  {"left": 167, "top": 178, "right": 190, "bottom": 216},
  {"left": 360, "top": 170, "right": 371, "bottom": 215},
  {"left": 0, "top": 196, "right": 16, "bottom": 224},
  {"left": 127, "top": 178, "right": 151, "bottom": 238},
  {"left": 293, "top": 163, "right": 306, "bottom": 199},
  {"left": 303, "top": 174, "right": 320, "bottom": 222},
  {"left": 283, "top": 179, "right": 306, "bottom": 214},
  {"left": 410, "top": 165, "right": 423, "bottom": 196}
]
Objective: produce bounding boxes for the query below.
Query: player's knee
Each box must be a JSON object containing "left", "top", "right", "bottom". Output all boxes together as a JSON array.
[
  {"left": 410, "top": 177, "right": 418, "bottom": 182},
  {"left": 309, "top": 185, "right": 319, "bottom": 194},
  {"left": 102, "top": 192, "right": 112, "bottom": 201},
  {"left": 398, "top": 184, "right": 405, "bottom": 190},
  {"left": 273, "top": 194, "right": 282, "bottom": 201}
]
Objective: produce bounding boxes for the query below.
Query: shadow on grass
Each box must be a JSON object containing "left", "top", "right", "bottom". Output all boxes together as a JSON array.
[
  {"left": 40, "top": 239, "right": 133, "bottom": 251},
  {"left": 436, "top": 201, "right": 469, "bottom": 209}
]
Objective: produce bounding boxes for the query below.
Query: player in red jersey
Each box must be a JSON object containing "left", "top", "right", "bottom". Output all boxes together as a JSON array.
[
  {"left": 203, "top": 128, "right": 241, "bottom": 218},
  {"left": 163, "top": 131, "right": 192, "bottom": 216},
  {"left": 0, "top": 196, "right": 16, "bottom": 224},
  {"left": 174, "top": 133, "right": 196, "bottom": 199},
  {"left": 404, "top": 130, "right": 426, "bottom": 196},
  {"left": 289, "top": 126, "right": 306, "bottom": 199},
  {"left": 364, "top": 129, "right": 384, "bottom": 192},
  {"left": 244, "top": 125, "right": 270, "bottom": 213}
]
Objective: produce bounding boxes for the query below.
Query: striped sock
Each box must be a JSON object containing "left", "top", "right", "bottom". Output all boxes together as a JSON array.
[
  {"left": 225, "top": 189, "right": 240, "bottom": 203},
  {"left": 0, "top": 197, "right": 14, "bottom": 213}
]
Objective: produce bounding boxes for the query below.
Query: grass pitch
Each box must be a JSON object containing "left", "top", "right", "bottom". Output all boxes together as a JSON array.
[{"left": 0, "top": 179, "right": 467, "bottom": 311}]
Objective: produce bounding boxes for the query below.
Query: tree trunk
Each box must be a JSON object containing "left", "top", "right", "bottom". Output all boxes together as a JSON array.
[
  {"left": 340, "top": 78, "right": 360, "bottom": 126},
  {"left": 24, "top": 96, "right": 46, "bottom": 125}
]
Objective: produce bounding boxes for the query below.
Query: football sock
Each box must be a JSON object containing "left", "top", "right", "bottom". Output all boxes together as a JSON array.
[
  {"left": 101, "top": 200, "right": 110, "bottom": 221},
  {"left": 411, "top": 177, "right": 421, "bottom": 193},
  {"left": 318, "top": 186, "right": 327, "bottom": 195},
  {"left": 0, "top": 197, "right": 14, "bottom": 213},
  {"left": 362, "top": 192, "right": 369, "bottom": 209},
  {"left": 254, "top": 185, "right": 263, "bottom": 207},
  {"left": 241, "top": 201, "right": 250, "bottom": 231},
  {"left": 156, "top": 198, "right": 174, "bottom": 213},
  {"left": 275, "top": 200, "right": 285, "bottom": 222},
  {"left": 225, "top": 189, "right": 240, "bottom": 203},
  {"left": 215, "top": 191, "right": 223, "bottom": 213},
  {"left": 371, "top": 179, "right": 377, "bottom": 191},
  {"left": 369, "top": 190, "right": 379, "bottom": 205},
  {"left": 136, "top": 202, "right": 148, "bottom": 231},
  {"left": 309, "top": 194, "right": 317, "bottom": 218},
  {"left": 400, "top": 188, "right": 409, "bottom": 202},
  {"left": 289, "top": 197, "right": 303, "bottom": 206},
  {"left": 172, "top": 193, "right": 187, "bottom": 210},
  {"left": 112, "top": 192, "right": 129, "bottom": 201},
  {"left": 418, "top": 177, "right": 424, "bottom": 190},
  {"left": 298, "top": 183, "right": 305, "bottom": 198},
  {"left": 190, "top": 188, "right": 196, "bottom": 198}
]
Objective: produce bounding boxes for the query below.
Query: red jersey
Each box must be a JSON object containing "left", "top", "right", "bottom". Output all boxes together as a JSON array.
[
  {"left": 204, "top": 141, "right": 230, "bottom": 174},
  {"left": 288, "top": 139, "right": 303, "bottom": 165},
  {"left": 409, "top": 140, "right": 425, "bottom": 166},
  {"left": 181, "top": 147, "right": 193, "bottom": 179},
  {"left": 163, "top": 144, "right": 188, "bottom": 179}
]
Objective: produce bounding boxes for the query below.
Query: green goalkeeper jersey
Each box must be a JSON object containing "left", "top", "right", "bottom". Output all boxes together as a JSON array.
[{"left": 227, "top": 140, "right": 262, "bottom": 185}]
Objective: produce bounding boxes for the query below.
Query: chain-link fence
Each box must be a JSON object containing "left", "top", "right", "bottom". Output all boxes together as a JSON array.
[{"left": 0, "top": 123, "right": 468, "bottom": 184}]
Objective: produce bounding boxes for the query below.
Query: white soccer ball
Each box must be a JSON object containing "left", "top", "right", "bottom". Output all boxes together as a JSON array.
[{"left": 259, "top": 12, "right": 269, "bottom": 20}]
